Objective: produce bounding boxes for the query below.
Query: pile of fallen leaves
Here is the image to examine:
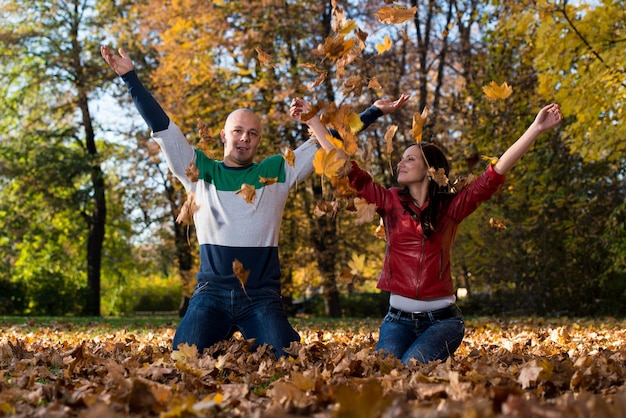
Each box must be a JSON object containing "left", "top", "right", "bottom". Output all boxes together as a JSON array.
[{"left": 1, "top": 317, "right": 625, "bottom": 417}]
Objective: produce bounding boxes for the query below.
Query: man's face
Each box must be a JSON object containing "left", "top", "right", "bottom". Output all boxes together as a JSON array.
[{"left": 221, "top": 109, "right": 262, "bottom": 167}]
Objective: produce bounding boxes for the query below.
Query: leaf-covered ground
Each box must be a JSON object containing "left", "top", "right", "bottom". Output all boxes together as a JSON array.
[{"left": 1, "top": 316, "right": 625, "bottom": 417}]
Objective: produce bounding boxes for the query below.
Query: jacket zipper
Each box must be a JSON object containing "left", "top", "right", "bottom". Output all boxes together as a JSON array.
[{"left": 439, "top": 249, "right": 444, "bottom": 280}]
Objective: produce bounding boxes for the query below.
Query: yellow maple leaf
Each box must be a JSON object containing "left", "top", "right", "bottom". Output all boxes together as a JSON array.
[
  {"left": 348, "top": 253, "right": 366, "bottom": 276},
  {"left": 374, "top": 5, "right": 417, "bottom": 24},
  {"left": 347, "top": 112, "right": 364, "bottom": 134},
  {"left": 482, "top": 81, "right": 513, "bottom": 101},
  {"left": 337, "top": 20, "right": 357, "bottom": 36},
  {"left": 410, "top": 107, "right": 429, "bottom": 142},
  {"left": 313, "top": 148, "right": 346, "bottom": 178},
  {"left": 354, "top": 197, "right": 376, "bottom": 225},
  {"left": 376, "top": 35, "right": 392, "bottom": 55},
  {"left": 235, "top": 183, "right": 256, "bottom": 204},
  {"left": 283, "top": 148, "right": 295, "bottom": 168}
]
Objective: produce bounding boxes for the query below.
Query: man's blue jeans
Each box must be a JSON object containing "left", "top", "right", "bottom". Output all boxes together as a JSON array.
[
  {"left": 376, "top": 306, "right": 465, "bottom": 365},
  {"left": 172, "top": 283, "right": 299, "bottom": 358}
]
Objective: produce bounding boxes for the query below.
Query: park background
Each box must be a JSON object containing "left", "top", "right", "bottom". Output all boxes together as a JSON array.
[{"left": 0, "top": 0, "right": 624, "bottom": 319}]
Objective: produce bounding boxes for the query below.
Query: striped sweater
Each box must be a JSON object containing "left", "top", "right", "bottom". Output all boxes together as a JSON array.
[{"left": 121, "top": 70, "right": 381, "bottom": 291}]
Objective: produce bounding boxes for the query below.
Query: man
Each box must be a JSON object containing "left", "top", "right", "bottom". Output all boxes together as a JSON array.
[{"left": 101, "top": 45, "right": 408, "bottom": 357}]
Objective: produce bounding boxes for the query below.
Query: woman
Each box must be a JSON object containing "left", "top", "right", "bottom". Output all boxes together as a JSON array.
[{"left": 294, "top": 100, "right": 562, "bottom": 364}]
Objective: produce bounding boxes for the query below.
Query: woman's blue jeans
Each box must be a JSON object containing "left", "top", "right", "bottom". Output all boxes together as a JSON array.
[
  {"left": 376, "top": 307, "right": 465, "bottom": 365},
  {"left": 172, "top": 283, "right": 299, "bottom": 358}
]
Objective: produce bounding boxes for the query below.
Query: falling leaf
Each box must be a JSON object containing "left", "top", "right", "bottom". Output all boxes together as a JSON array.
[
  {"left": 368, "top": 77, "right": 382, "bottom": 90},
  {"left": 232, "top": 259, "right": 250, "bottom": 294},
  {"left": 375, "top": 218, "right": 386, "bottom": 239},
  {"left": 314, "top": 199, "right": 339, "bottom": 218},
  {"left": 176, "top": 192, "right": 200, "bottom": 225},
  {"left": 235, "top": 183, "right": 256, "bottom": 204},
  {"left": 313, "top": 148, "right": 347, "bottom": 179},
  {"left": 410, "top": 107, "right": 429, "bottom": 142},
  {"left": 354, "top": 197, "right": 376, "bottom": 225},
  {"left": 356, "top": 27, "right": 369, "bottom": 49},
  {"left": 337, "top": 20, "right": 356, "bottom": 36},
  {"left": 312, "top": 35, "right": 355, "bottom": 62},
  {"left": 259, "top": 176, "right": 277, "bottom": 186},
  {"left": 482, "top": 155, "right": 500, "bottom": 166},
  {"left": 483, "top": 80, "right": 513, "bottom": 101},
  {"left": 331, "top": 176, "right": 357, "bottom": 199},
  {"left": 384, "top": 125, "right": 398, "bottom": 154},
  {"left": 283, "top": 148, "right": 295, "bottom": 168},
  {"left": 374, "top": 5, "right": 417, "bottom": 24},
  {"left": 376, "top": 35, "right": 392, "bottom": 55},
  {"left": 255, "top": 47, "right": 275, "bottom": 68},
  {"left": 171, "top": 343, "right": 199, "bottom": 361},
  {"left": 489, "top": 217, "right": 507, "bottom": 230},
  {"left": 185, "top": 162, "right": 200, "bottom": 183},
  {"left": 452, "top": 173, "right": 475, "bottom": 192},
  {"left": 428, "top": 167, "right": 449, "bottom": 187},
  {"left": 197, "top": 118, "right": 213, "bottom": 142},
  {"left": 344, "top": 75, "right": 363, "bottom": 96},
  {"left": 348, "top": 253, "right": 366, "bottom": 276}
]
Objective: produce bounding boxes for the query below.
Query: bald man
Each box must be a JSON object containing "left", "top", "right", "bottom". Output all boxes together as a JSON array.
[{"left": 101, "top": 45, "right": 405, "bottom": 357}]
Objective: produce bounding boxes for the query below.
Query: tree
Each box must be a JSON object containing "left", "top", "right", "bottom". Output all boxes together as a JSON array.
[{"left": 0, "top": 0, "right": 132, "bottom": 315}]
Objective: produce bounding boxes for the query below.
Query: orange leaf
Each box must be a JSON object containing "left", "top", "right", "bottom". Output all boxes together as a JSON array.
[
  {"left": 283, "top": 148, "right": 295, "bottom": 168},
  {"left": 255, "top": 47, "right": 275, "bottom": 68},
  {"left": 235, "top": 183, "right": 256, "bottom": 204},
  {"left": 410, "top": 107, "right": 429, "bottom": 142},
  {"left": 259, "top": 176, "right": 277, "bottom": 185},
  {"left": 368, "top": 77, "right": 382, "bottom": 90},
  {"left": 232, "top": 259, "right": 250, "bottom": 296}
]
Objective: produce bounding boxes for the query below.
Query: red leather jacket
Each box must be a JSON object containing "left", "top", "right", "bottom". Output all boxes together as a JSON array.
[{"left": 348, "top": 162, "right": 506, "bottom": 299}]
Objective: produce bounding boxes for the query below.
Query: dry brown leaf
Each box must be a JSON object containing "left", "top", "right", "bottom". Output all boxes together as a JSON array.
[
  {"left": 176, "top": 192, "right": 200, "bottom": 225},
  {"left": 368, "top": 77, "right": 382, "bottom": 90},
  {"left": 255, "top": 47, "right": 275, "bottom": 68},
  {"left": 259, "top": 176, "right": 277, "bottom": 186},
  {"left": 283, "top": 148, "right": 296, "bottom": 168},
  {"left": 489, "top": 217, "right": 507, "bottom": 230},
  {"left": 232, "top": 259, "right": 250, "bottom": 295},
  {"left": 354, "top": 197, "right": 376, "bottom": 225},
  {"left": 185, "top": 162, "right": 199, "bottom": 183},
  {"left": 384, "top": 125, "right": 398, "bottom": 154},
  {"left": 235, "top": 183, "right": 256, "bottom": 204},
  {"left": 428, "top": 167, "right": 449, "bottom": 187},
  {"left": 375, "top": 5, "right": 417, "bottom": 24}
]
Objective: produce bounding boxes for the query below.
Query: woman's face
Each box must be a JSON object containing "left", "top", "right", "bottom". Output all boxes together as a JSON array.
[{"left": 396, "top": 145, "right": 429, "bottom": 185}]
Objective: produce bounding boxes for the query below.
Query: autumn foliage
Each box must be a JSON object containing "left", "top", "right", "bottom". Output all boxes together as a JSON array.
[{"left": 1, "top": 317, "right": 626, "bottom": 417}]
